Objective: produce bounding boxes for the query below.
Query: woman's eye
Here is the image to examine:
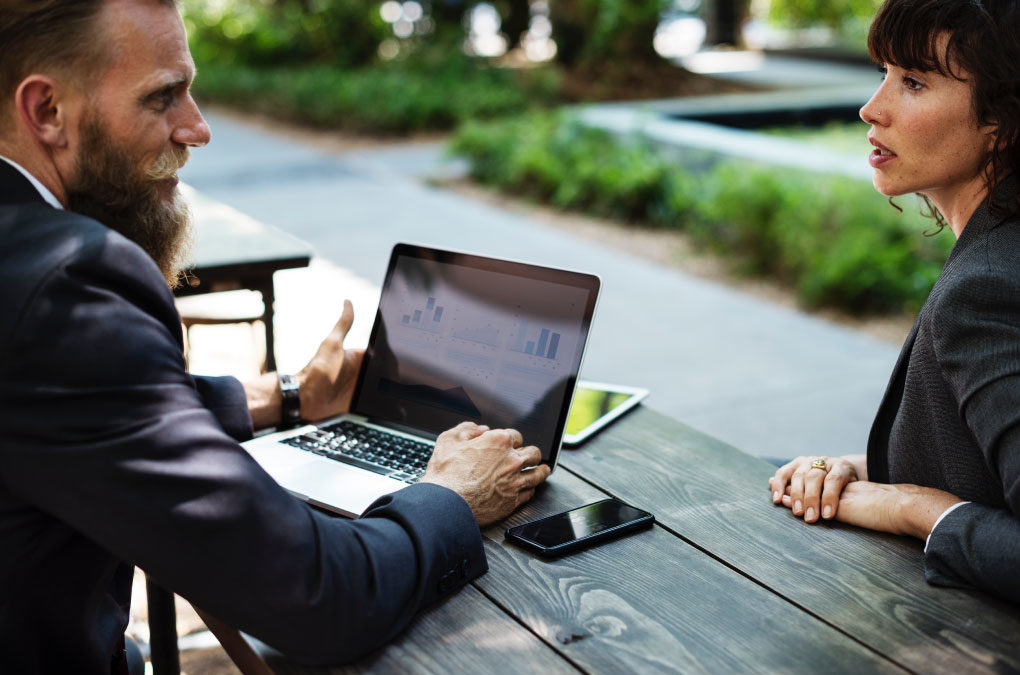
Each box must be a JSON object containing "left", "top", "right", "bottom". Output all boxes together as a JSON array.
[
  {"left": 903, "top": 76, "right": 923, "bottom": 91},
  {"left": 877, "top": 64, "right": 888, "bottom": 80}
]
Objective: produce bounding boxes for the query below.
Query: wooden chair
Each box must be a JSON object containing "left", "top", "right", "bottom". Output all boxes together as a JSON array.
[{"left": 177, "top": 290, "right": 268, "bottom": 374}]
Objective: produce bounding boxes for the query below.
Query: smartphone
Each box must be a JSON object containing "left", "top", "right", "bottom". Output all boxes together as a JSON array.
[{"left": 504, "top": 498, "right": 655, "bottom": 557}]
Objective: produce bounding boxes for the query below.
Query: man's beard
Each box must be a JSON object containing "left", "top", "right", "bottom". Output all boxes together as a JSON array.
[{"left": 66, "top": 116, "right": 193, "bottom": 288}]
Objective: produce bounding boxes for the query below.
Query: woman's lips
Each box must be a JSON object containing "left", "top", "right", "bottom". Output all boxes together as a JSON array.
[{"left": 868, "top": 137, "right": 896, "bottom": 168}]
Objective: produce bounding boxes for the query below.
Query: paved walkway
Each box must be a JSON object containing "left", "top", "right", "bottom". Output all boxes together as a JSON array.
[{"left": 179, "top": 100, "right": 901, "bottom": 462}]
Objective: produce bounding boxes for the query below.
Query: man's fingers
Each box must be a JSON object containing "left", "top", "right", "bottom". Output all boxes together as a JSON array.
[
  {"left": 505, "top": 428, "right": 524, "bottom": 448},
  {"left": 333, "top": 299, "right": 355, "bottom": 341},
  {"left": 437, "top": 421, "right": 486, "bottom": 445},
  {"left": 518, "top": 460, "right": 550, "bottom": 490},
  {"left": 514, "top": 443, "right": 543, "bottom": 468},
  {"left": 316, "top": 300, "right": 355, "bottom": 358},
  {"left": 454, "top": 421, "right": 486, "bottom": 440},
  {"left": 479, "top": 427, "right": 523, "bottom": 449},
  {"left": 515, "top": 487, "right": 537, "bottom": 509},
  {"left": 345, "top": 348, "right": 366, "bottom": 372}
]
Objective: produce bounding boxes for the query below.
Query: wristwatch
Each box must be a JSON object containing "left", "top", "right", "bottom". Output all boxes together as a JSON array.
[{"left": 279, "top": 373, "right": 301, "bottom": 428}]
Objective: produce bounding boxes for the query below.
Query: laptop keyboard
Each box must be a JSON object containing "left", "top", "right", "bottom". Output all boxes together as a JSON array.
[{"left": 282, "top": 420, "right": 432, "bottom": 484}]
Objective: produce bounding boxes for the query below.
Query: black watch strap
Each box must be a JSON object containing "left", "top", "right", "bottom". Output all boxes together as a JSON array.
[{"left": 279, "top": 373, "right": 301, "bottom": 428}]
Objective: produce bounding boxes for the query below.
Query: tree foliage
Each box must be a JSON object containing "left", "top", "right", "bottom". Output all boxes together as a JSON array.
[
  {"left": 768, "top": 0, "right": 882, "bottom": 28},
  {"left": 549, "top": 0, "right": 671, "bottom": 66},
  {"left": 182, "top": 0, "right": 388, "bottom": 68}
]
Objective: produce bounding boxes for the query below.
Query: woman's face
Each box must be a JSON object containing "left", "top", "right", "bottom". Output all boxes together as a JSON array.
[{"left": 859, "top": 39, "right": 996, "bottom": 226}]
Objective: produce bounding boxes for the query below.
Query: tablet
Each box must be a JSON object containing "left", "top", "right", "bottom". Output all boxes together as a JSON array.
[{"left": 562, "top": 380, "right": 649, "bottom": 447}]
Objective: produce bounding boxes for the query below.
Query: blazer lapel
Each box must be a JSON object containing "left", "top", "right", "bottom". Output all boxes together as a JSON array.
[
  {"left": 866, "top": 318, "right": 919, "bottom": 483},
  {"left": 0, "top": 159, "right": 48, "bottom": 206}
]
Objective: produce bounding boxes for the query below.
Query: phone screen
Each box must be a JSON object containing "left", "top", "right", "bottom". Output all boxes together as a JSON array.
[{"left": 508, "top": 499, "right": 653, "bottom": 552}]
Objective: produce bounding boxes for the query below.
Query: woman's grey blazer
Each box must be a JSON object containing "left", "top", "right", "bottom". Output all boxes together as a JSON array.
[{"left": 868, "top": 180, "right": 1020, "bottom": 606}]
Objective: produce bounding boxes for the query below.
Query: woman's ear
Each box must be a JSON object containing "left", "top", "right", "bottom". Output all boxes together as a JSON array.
[
  {"left": 981, "top": 118, "right": 1001, "bottom": 153},
  {"left": 15, "top": 75, "right": 71, "bottom": 149}
]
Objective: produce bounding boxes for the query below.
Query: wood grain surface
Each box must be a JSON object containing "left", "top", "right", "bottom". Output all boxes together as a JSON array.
[
  {"left": 266, "top": 583, "right": 578, "bottom": 675},
  {"left": 560, "top": 405, "right": 1020, "bottom": 674},
  {"left": 476, "top": 469, "right": 902, "bottom": 674}
]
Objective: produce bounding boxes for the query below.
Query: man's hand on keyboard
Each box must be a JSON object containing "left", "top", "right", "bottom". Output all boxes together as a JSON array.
[{"left": 421, "top": 422, "right": 551, "bottom": 526}]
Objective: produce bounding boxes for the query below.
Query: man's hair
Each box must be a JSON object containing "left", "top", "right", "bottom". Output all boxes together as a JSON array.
[
  {"left": 0, "top": 0, "right": 177, "bottom": 133},
  {"left": 869, "top": 0, "right": 1020, "bottom": 219}
]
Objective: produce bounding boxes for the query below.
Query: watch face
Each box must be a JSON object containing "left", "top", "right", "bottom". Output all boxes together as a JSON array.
[{"left": 279, "top": 374, "right": 301, "bottom": 424}]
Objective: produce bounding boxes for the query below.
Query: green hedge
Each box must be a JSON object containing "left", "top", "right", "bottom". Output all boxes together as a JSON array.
[
  {"left": 449, "top": 112, "right": 953, "bottom": 314},
  {"left": 191, "top": 52, "right": 561, "bottom": 135}
]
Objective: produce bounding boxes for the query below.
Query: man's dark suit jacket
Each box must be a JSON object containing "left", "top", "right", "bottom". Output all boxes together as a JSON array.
[
  {"left": 868, "top": 179, "right": 1020, "bottom": 605},
  {"left": 0, "top": 159, "right": 486, "bottom": 673}
]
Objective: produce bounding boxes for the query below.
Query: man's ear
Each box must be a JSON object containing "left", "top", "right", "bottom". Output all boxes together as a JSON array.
[{"left": 15, "top": 75, "right": 72, "bottom": 149}]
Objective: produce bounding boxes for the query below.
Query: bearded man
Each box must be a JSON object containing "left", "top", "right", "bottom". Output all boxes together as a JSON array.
[{"left": 0, "top": 1, "right": 549, "bottom": 673}]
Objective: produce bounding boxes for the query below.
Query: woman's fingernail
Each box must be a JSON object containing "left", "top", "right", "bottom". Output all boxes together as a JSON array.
[
  {"left": 805, "top": 508, "right": 815, "bottom": 521},
  {"left": 823, "top": 505, "right": 832, "bottom": 519},
  {"left": 773, "top": 491, "right": 780, "bottom": 502},
  {"left": 794, "top": 500, "right": 802, "bottom": 513}
]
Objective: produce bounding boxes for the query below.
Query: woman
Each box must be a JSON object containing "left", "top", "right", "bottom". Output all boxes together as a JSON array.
[{"left": 769, "top": 0, "right": 1020, "bottom": 605}]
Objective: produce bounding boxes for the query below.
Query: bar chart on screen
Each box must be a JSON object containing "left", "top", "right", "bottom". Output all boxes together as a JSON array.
[
  {"left": 508, "top": 320, "right": 562, "bottom": 361},
  {"left": 400, "top": 296, "right": 444, "bottom": 334}
]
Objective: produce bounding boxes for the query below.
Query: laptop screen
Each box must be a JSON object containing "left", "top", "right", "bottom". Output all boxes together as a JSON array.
[{"left": 352, "top": 244, "right": 600, "bottom": 462}]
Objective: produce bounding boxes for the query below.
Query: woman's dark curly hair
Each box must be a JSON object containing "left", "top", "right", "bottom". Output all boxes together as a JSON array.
[{"left": 868, "top": 0, "right": 1020, "bottom": 221}]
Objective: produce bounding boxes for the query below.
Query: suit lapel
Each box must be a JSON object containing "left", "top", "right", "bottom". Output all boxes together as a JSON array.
[
  {"left": 0, "top": 158, "right": 48, "bottom": 206},
  {"left": 866, "top": 318, "right": 919, "bottom": 483}
]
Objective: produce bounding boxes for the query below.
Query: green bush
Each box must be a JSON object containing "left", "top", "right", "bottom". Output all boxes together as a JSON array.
[
  {"left": 191, "top": 51, "right": 561, "bottom": 134},
  {"left": 768, "top": 0, "right": 882, "bottom": 28},
  {"left": 182, "top": 0, "right": 387, "bottom": 69},
  {"left": 449, "top": 112, "right": 954, "bottom": 314},
  {"left": 451, "top": 113, "right": 673, "bottom": 221},
  {"left": 767, "top": 0, "right": 882, "bottom": 47}
]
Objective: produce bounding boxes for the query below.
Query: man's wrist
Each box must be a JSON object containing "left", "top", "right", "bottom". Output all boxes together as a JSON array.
[
  {"left": 279, "top": 373, "right": 302, "bottom": 428},
  {"left": 243, "top": 371, "right": 283, "bottom": 430}
]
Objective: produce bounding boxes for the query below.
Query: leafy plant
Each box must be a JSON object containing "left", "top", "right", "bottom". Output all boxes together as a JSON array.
[
  {"left": 449, "top": 112, "right": 954, "bottom": 314},
  {"left": 182, "top": 0, "right": 388, "bottom": 69},
  {"left": 190, "top": 50, "right": 561, "bottom": 134},
  {"left": 767, "top": 0, "right": 882, "bottom": 29}
]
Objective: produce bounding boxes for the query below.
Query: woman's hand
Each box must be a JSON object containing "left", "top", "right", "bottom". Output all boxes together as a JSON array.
[
  {"left": 769, "top": 455, "right": 861, "bottom": 524},
  {"left": 835, "top": 481, "right": 963, "bottom": 540}
]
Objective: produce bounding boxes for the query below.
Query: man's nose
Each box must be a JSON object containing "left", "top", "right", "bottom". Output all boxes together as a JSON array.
[{"left": 172, "top": 94, "right": 211, "bottom": 148}]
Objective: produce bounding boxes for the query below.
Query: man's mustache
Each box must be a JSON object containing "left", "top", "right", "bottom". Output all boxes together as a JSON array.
[{"left": 146, "top": 146, "right": 190, "bottom": 181}]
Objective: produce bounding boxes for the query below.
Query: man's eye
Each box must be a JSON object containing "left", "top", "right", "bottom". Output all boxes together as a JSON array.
[{"left": 149, "top": 90, "right": 175, "bottom": 110}]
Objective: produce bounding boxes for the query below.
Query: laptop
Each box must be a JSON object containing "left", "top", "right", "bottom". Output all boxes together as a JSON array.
[{"left": 243, "top": 243, "right": 601, "bottom": 517}]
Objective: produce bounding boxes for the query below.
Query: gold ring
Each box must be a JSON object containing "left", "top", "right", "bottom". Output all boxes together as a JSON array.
[{"left": 811, "top": 458, "right": 827, "bottom": 471}]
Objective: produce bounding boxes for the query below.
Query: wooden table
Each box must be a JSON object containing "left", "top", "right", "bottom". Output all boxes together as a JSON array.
[
  {"left": 173, "top": 186, "right": 312, "bottom": 372},
  {"left": 267, "top": 406, "right": 1020, "bottom": 674}
]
